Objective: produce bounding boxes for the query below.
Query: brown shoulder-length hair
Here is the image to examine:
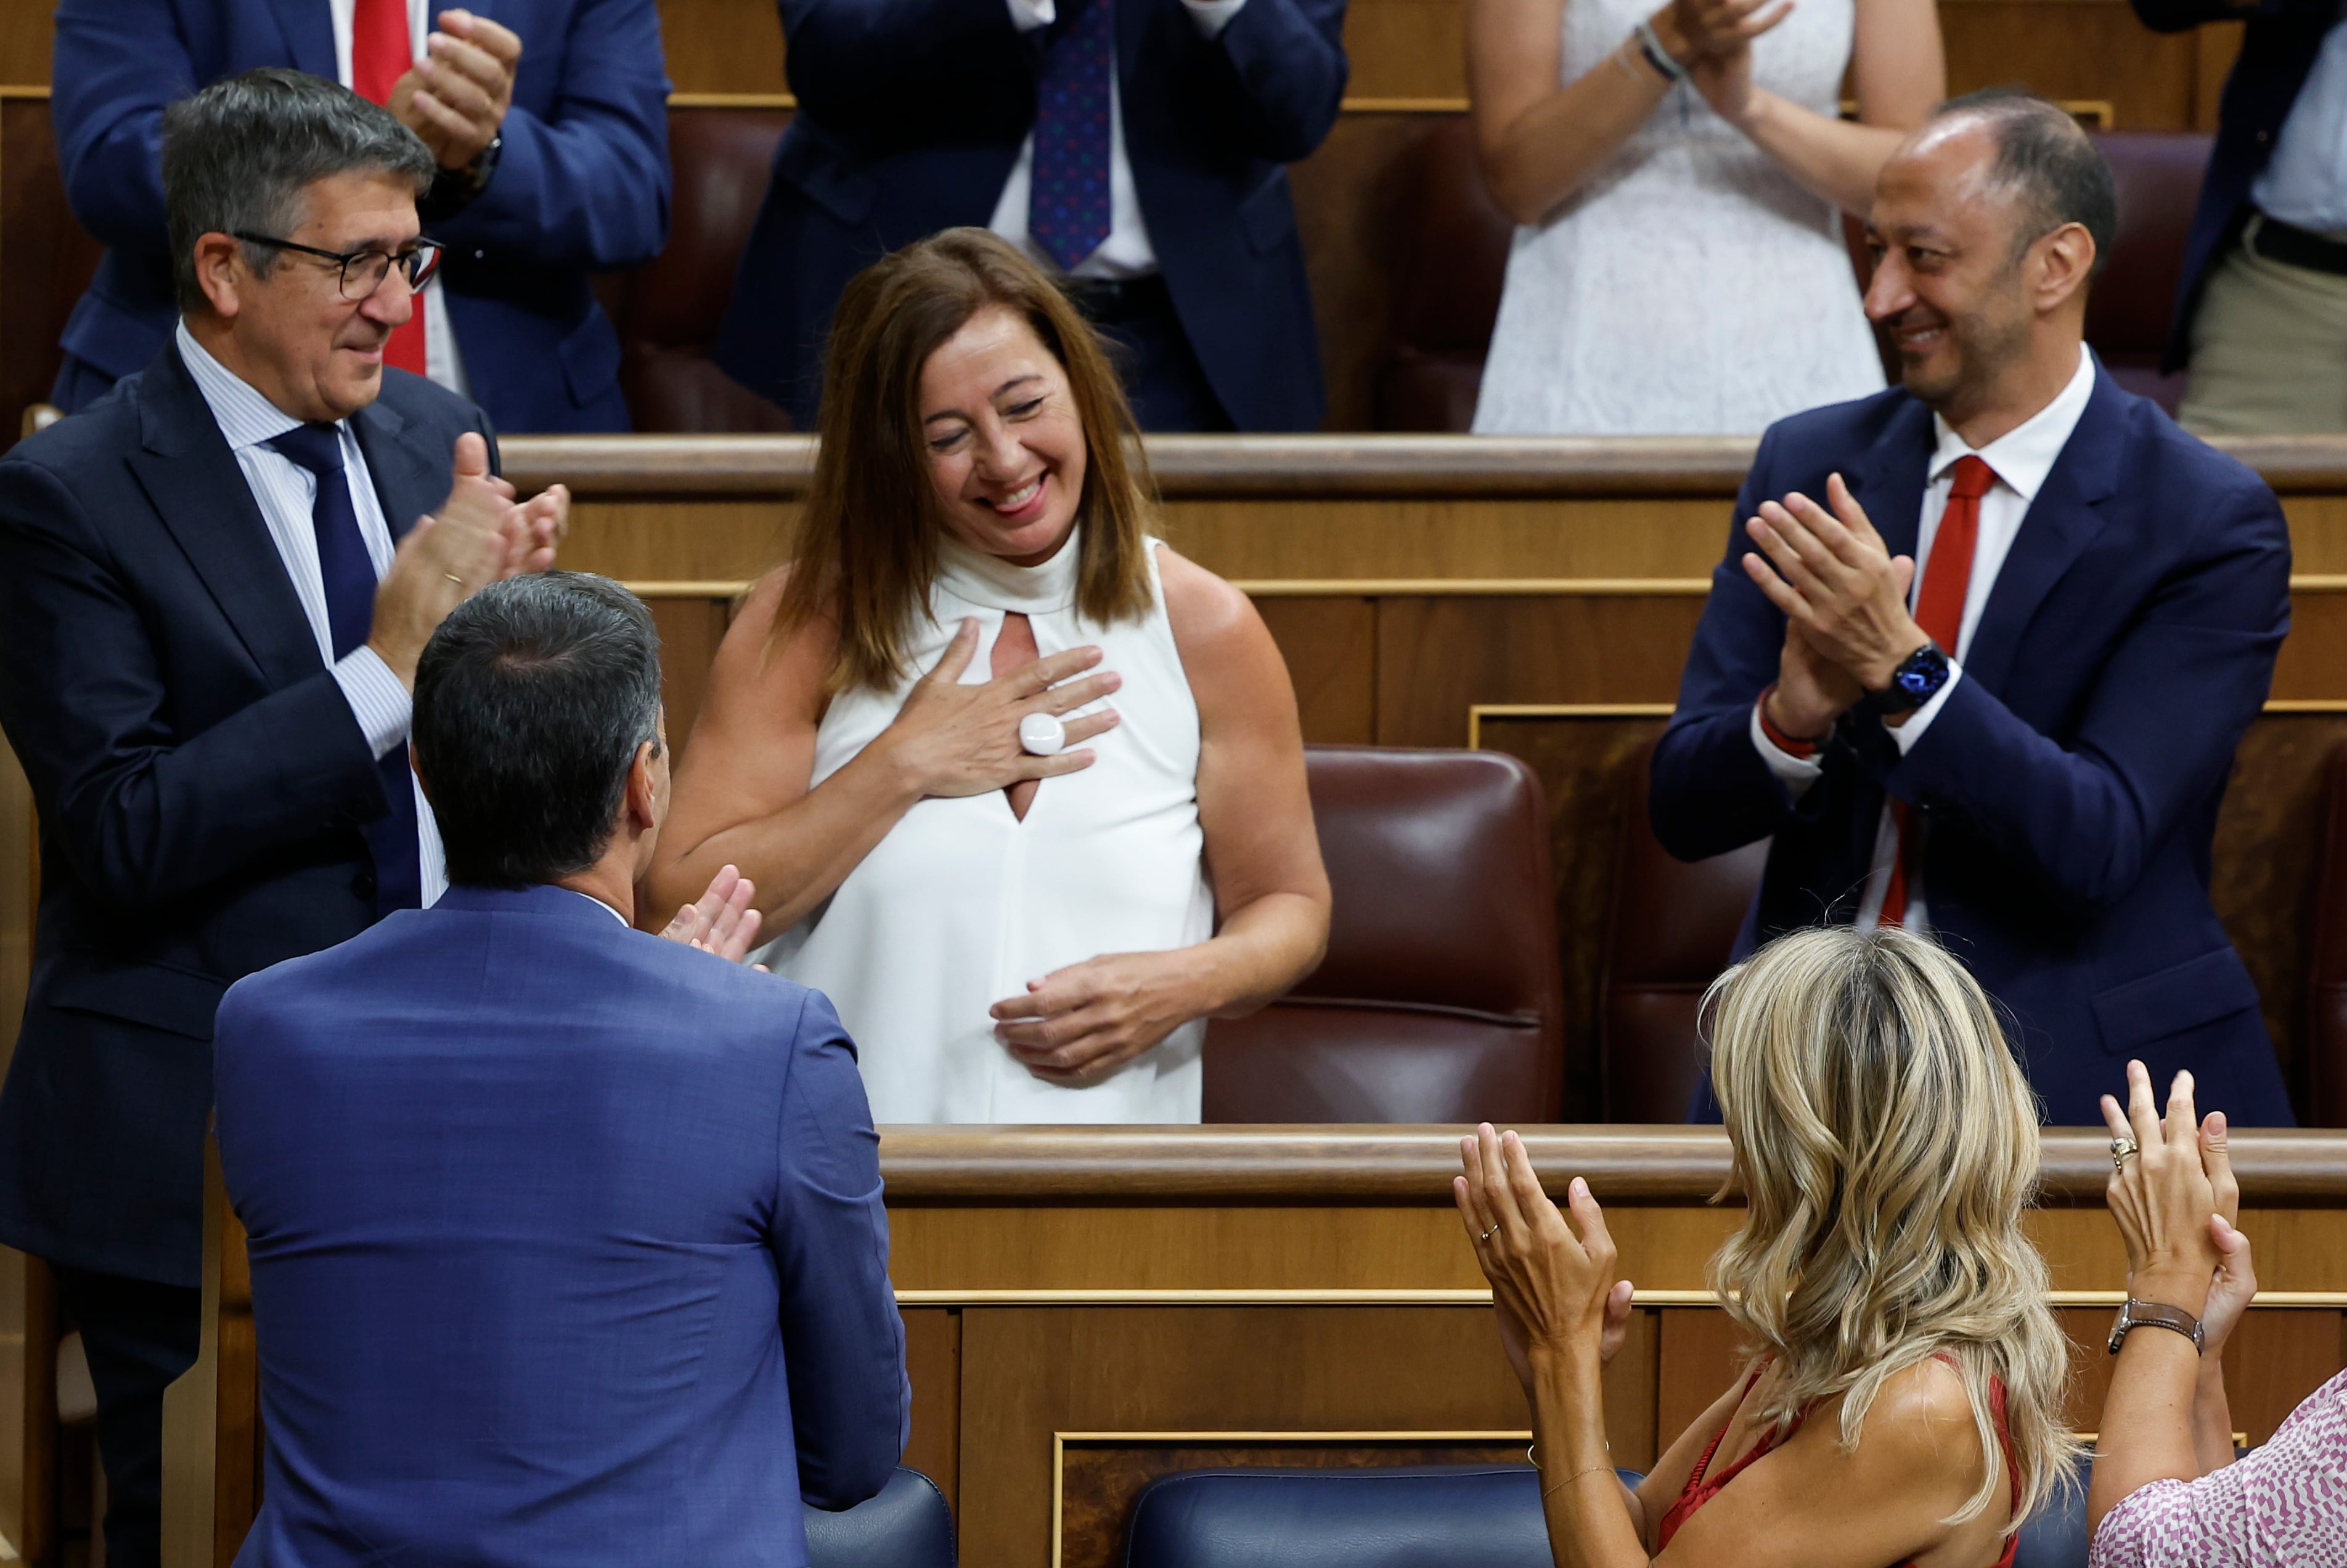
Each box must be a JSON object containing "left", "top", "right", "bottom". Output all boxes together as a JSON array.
[{"left": 772, "top": 227, "right": 1158, "bottom": 692}]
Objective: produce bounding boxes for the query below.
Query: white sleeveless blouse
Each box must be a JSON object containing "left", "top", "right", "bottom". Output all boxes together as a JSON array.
[{"left": 761, "top": 532, "right": 1214, "bottom": 1123}]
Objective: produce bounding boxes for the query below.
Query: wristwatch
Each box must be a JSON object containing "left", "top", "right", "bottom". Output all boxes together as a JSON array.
[
  {"left": 420, "top": 133, "right": 503, "bottom": 223},
  {"left": 1863, "top": 640, "right": 1951, "bottom": 717},
  {"left": 2108, "top": 1298, "right": 2205, "bottom": 1355}
]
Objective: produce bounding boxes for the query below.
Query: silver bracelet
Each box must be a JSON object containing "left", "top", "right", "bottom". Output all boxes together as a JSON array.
[{"left": 1633, "top": 18, "right": 1691, "bottom": 85}]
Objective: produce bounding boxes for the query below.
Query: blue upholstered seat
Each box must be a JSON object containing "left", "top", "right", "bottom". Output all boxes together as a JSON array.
[
  {"left": 1124, "top": 1458, "right": 2095, "bottom": 1568},
  {"left": 806, "top": 1466, "right": 956, "bottom": 1568}
]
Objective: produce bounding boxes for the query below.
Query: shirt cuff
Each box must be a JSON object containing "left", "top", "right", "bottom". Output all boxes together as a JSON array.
[
  {"left": 1750, "top": 698, "right": 1822, "bottom": 801},
  {"left": 1182, "top": 0, "right": 1247, "bottom": 36},
  {"left": 1006, "top": 0, "right": 1054, "bottom": 30},
  {"left": 332, "top": 645, "right": 412, "bottom": 760},
  {"left": 1887, "top": 663, "right": 1963, "bottom": 754}
]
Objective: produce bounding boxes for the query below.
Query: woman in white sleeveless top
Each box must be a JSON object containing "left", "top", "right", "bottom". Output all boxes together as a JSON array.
[
  {"left": 1469, "top": 0, "right": 1945, "bottom": 435},
  {"left": 647, "top": 229, "right": 1330, "bottom": 1124}
]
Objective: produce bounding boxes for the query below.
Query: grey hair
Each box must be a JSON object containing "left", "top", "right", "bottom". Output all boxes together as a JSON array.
[
  {"left": 1930, "top": 88, "right": 2118, "bottom": 275},
  {"left": 161, "top": 67, "right": 436, "bottom": 314}
]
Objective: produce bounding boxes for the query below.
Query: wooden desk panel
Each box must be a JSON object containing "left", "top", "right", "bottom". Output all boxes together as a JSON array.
[{"left": 173, "top": 1127, "right": 2347, "bottom": 1568}]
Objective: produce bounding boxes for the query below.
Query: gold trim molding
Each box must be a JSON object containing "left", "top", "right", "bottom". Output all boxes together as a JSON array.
[
  {"left": 622, "top": 576, "right": 2347, "bottom": 602},
  {"left": 894, "top": 1286, "right": 2347, "bottom": 1309}
]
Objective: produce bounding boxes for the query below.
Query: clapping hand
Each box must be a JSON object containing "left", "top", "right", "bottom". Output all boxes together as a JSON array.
[
  {"left": 658, "top": 863, "right": 768, "bottom": 966},
  {"left": 1670, "top": 0, "right": 1795, "bottom": 56},
  {"left": 1742, "top": 472, "right": 1924, "bottom": 696},
  {"left": 1455, "top": 1125, "right": 1633, "bottom": 1389},
  {"left": 2099, "top": 1061, "right": 2227, "bottom": 1312},
  {"left": 390, "top": 9, "right": 519, "bottom": 170}
]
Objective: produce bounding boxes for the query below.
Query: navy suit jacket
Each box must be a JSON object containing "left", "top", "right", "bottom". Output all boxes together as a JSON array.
[
  {"left": 2131, "top": 0, "right": 2337, "bottom": 374},
  {"left": 0, "top": 342, "right": 493, "bottom": 1286},
  {"left": 711, "top": 0, "right": 1348, "bottom": 431},
  {"left": 213, "top": 883, "right": 907, "bottom": 1566},
  {"left": 49, "top": 0, "right": 672, "bottom": 432},
  {"left": 1650, "top": 365, "right": 2296, "bottom": 1128}
]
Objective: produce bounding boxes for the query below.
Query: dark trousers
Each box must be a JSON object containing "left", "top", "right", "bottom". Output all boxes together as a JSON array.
[
  {"left": 1069, "top": 276, "right": 1235, "bottom": 433},
  {"left": 54, "top": 1266, "right": 203, "bottom": 1568}
]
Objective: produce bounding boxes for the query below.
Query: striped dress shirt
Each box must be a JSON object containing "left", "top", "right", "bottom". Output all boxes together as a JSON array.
[{"left": 175, "top": 320, "right": 447, "bottom": 904}]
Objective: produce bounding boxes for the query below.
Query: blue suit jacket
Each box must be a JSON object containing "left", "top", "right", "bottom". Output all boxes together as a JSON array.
[
  {"left": 49, "top": 0, "right": 672, "bottom": 432},
  {"left": 1650, "top": 366, "right": 2296, "bottom": 1127},
  {"left": 711, "top": 0, "right": 1348, "bottom": 431},
  {"left": 0, "top": 342, "right": 495, "bottom": 1286},
  {"left": 2131, "top": 0, "right": 2336, "bottom": 374},
  {"left": 215, "top": 883, "right": 908, "bottom": 1567}
]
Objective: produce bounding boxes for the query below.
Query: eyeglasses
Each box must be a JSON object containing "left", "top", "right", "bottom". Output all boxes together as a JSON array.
[{"left": 231, "top": 233, "right": 444, "bottom": 300}]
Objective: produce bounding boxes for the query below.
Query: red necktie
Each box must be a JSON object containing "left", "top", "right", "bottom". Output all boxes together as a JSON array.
[
  {"left": 1879, "top": 454, "right": 1994, "bottom": 928},
  {"left": 350, "top": 0, "right": 428, "bottom": 378}
]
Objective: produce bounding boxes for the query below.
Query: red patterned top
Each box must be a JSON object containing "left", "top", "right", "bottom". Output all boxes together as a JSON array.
[{"left": 1653, "top": 1361, "right": 2022, "bottom": 1568}]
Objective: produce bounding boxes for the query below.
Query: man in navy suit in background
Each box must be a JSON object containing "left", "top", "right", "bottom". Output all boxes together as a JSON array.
[
  {"left": 712, "top": 0, "right": 1349, "bottom": 431},
  {"left": 1651, "top": 90, "right": 2296, "bottom": 1128},
  {"left": 49, "top": 0, "right": 671, "bottom": 432},
  {"left": 2130, "top": 0, "right": 2346, "bottom": 435},
  {"left": 215, "top": 571, "right": 907, "bottom": 1567},
  {"left": 0, "top": 71, "right": 571, "bottom": 1566}
]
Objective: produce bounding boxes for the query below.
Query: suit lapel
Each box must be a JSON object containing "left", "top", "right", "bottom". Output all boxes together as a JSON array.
[
  {"left": 1839, "top": 398, "right": 1935, "bottom": 566},
  {"left": 1957, "top": 370, "right": 2125, "bottom": 699},
  {"left": 264, "top": 0, "right": 338, "bottom": 77},
  {"left": 351, "top": 394, "right": 444, "bottom": 547},
  {"left": 126, "top": 346, "right": 325, "bottom": 691}
]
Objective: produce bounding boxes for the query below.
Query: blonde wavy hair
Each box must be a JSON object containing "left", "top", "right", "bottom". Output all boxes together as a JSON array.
[{"left": 1703, "top": 926, "right": 2081, "bottom": 1532}]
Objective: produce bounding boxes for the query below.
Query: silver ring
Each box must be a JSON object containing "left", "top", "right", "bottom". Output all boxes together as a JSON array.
[
  {"left": 1479, "top": 1223, "right": 1500, "bottom": 1243},
  {"left": 1019, "top": 712, "right": 1066, "bottom": 757},
  {"left": 2111, "top": 1137, "right": 2140, "bottom": 1169}
]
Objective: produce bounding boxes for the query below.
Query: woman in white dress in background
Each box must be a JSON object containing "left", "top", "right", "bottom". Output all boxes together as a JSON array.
[
  {"left": 1469, "top": 0, "right": 1946, "bottom": 434},
  {"left": 645, "top": 228, "right": 1330, "bottom": 1124}
]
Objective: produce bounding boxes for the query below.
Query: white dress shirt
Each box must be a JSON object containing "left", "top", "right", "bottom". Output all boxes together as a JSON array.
[
  {"left": 328, "top": 0, "right": 470, "bottom": 394},
  {"left": 176, "top": 319, "right": 447, "bottom": 904},
  {"left": 1751, "top": 345, "right": 2099, "bottom": 934},
  {"left": 2253, "top": 9, "right": 2347, "bottom": 234},
  {"left": 989, "top": 0, "right": 1249, "bottom": 277}
]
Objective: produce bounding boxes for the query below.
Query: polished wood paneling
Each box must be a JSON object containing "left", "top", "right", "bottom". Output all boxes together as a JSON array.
[
  {"left": 1374, "top": 597, "right": 1701, "bottom": 745},
  {"left": 648, "top": 595, "right": 735, "bottom": 754},
  {"left": 174, "top": 1129, "right": 2347, "bottom": 1567},
  {"left": 1252, "top": 597, "right": 1377, "bottom": 744}
]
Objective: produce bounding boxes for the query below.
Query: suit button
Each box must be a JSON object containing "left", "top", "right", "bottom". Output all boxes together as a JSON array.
[{"left": 353, "top": 870, "right": 378, "bottom": 900}]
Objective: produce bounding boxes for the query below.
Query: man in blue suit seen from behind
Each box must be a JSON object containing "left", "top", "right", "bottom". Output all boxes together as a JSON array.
[
  {"left": 49, "top": 0, "right": 671, "bottom": 432},
  {"left": 215, "top": 570, "right": 908, "bottom": 1566},
  {"left": 1651, "top": 90, "right": 2295, "bottom": 1128},
  {"left": 712, "top": 0, "right": 1349, "bottom": 432}
]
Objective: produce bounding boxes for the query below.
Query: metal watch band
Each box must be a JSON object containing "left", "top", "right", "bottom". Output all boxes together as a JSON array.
[{"left": 2107, "top": 1298, "right": 2205, "bottom": 1355}]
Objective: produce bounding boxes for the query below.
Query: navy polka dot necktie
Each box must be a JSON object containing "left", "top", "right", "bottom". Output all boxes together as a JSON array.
[
  {"left": 266, "top": 422, "right": 423, "bottom": 915},
  {"left": 1028, "top": 0, "right": 1115, "bottom": 272}
]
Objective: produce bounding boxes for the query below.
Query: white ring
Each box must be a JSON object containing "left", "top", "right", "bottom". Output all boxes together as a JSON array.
[{"left": 1019, "top": 712, "right": 1067, "bottom": 757}]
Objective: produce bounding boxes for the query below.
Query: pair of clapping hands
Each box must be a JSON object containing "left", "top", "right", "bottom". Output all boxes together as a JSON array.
[
  {"left": 1742, "top": 474, "right": 1935, "bottom": 745},
  {"left": 1657, "top": 0, "right": 1802, "bottom": 131},
  {"left": 369, "top": 433, "right": 568, "bottom": 686},
  {"left": 386, "top": 9, "right": 518, "bottom": 173},
  {"left": 2101, "top": 1061, "right": 2258, "bottom": 1358}
]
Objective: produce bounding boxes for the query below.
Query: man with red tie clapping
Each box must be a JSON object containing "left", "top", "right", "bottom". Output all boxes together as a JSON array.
[{"left": 1652, "top": 89, "right": 2296, "bottom": 1129}]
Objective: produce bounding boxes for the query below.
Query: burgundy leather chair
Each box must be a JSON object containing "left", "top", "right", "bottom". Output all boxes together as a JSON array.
[
  {"left": 1371, "top": 124, "right": 2211, "bottom": 432},
  {"left": 2086, "top": 132, "right": 2210, "bottom": 416},
  {"left": 613, "top": 106, "right": 796, "bottom": 432},
  {"left": 2301, "top": 740, "right": 2347, "bottom": 1128},
  {"left": 1599, "top": 743, "right": 1765, "bottom": 1123},
  {"left": 1204, "top": 746, "right": 1565, "bottom": 1122},
  {"left": 1372, "top": 118, "right": 1514, "bottom": 433}
]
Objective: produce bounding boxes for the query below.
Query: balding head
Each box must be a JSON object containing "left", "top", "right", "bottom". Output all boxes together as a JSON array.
[{"left": 1863, "top": 92, "right": 2109, "bottom": 439}]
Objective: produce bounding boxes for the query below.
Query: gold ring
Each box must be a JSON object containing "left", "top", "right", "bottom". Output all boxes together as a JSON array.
[
  {"left": 2111, "top": 1137, "right": 2140, "bottom": 1169},
  {"left": 444, "top": 573, "right": 466, "bottom": 586}
]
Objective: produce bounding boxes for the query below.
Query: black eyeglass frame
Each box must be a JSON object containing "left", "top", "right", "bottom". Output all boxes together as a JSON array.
[{"left": 230, "top": 232, "right": 444, "bottom": 300}]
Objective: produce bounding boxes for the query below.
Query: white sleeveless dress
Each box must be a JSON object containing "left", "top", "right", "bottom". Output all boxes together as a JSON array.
[
  {"left": 1471, "top": 0, "right": 1885, "bottom": 435},
  {"left": 760, "top": 531, "right": 1214, "bottom": 1124}
]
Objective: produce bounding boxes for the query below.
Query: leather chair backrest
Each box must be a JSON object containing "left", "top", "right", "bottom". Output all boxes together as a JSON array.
[
  {"left": 1124, "top": 1460, "right": 2091, "bottom": 1568},
  {"left": 1600, "top": 741, "right": 1766, "bottom": 1122},
  {"left": 1373, "top": 118, "right": 1515, "bottom": 432},
  {"left": 2303, "top": 738, "right": 2347, "bottom": 1127},
  {"left": 2085, "top": 131, "right": 2211, "bottom": 416},
  {"left": 614, "top": 105, "right": 796, "bottom": 432},
  {"left": 1204, "top": 746, "right": 1565, "bottom": 1122},
  {"left": 1124, "top": 1465, "right": 1553, "bottom": 1568},
  {"left": 804, "top": 1467, "right": 955, "bottom": 1568}
]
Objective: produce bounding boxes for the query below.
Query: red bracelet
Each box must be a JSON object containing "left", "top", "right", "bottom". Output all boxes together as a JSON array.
[{"left": 1757, "top": 685, "right": 1822, "bottom": 758}]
